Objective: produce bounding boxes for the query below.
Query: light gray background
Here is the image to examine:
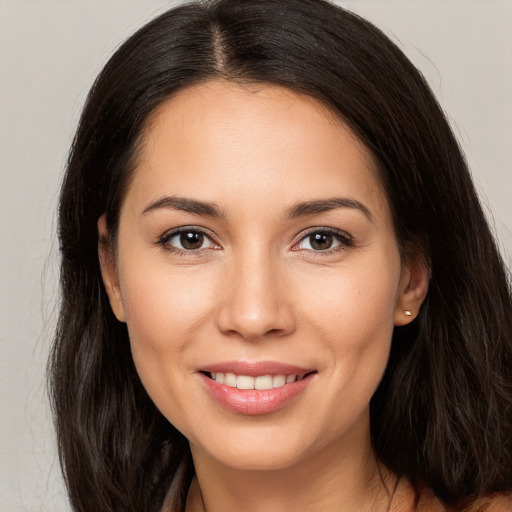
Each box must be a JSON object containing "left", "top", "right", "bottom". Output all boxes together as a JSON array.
[{"left": 1, "top": 1, "right": 510, "bottom": 510}]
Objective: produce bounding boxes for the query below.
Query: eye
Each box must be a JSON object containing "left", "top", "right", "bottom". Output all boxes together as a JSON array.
[
  {"left": 158, "top": 228, "right": 218, "bottom": 252},
  {"left": 294, "top": 229, "right": 352, "bottom": 252}
]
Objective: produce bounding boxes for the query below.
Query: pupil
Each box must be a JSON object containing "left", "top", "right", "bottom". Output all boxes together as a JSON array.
[
  {"left": 311, "top": 233, "right": 333, "bottom": 250},
  {"left": 180, "top": 232, "right": 203, "bottom": 250}
]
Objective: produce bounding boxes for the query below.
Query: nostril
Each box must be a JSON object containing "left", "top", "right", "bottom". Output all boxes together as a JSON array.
[
  {"left": 264, "top": 328, "right": 283, "bottom": 336},
  {"left": 215, "top": 283, "right": 296, "bottom": 341}
]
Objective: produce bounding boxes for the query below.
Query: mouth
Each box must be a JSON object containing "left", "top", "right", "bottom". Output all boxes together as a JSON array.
[
  {"left": 198, "top": 362, "right": 318, "bottom": 415},
  {"left": 202, "top": 370, "right": 316, "bottom": 390}
]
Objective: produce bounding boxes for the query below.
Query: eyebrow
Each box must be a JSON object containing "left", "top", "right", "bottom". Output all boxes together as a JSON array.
[
  {"left": 142, "top": 195, "right": 372, "bottom": 222},
  {"left": 142, "top": 196, "right": 225, "bottom": 218},
  {"left": 285, "top": 197, "right": 373, "bottom": 222}
]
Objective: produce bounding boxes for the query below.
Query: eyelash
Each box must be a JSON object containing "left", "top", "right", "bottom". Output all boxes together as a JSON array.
[
  {"left": 156, "top": 226, "right": 354, "bottom": 255},
  {"left": 292, "top": 227, "right": 354, "bottom": 255},
  {"left": 156, "top": 226, "right": 219, "bottom": 255}
]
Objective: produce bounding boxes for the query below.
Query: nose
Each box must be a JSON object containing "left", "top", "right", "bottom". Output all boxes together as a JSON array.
[{"left": 216, "top": 249, "right": 296, "bottom": 341}]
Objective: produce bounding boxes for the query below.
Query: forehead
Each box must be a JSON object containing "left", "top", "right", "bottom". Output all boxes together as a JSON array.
[{"left": 126, "top": 81, "right": 388, "bottom": 220}]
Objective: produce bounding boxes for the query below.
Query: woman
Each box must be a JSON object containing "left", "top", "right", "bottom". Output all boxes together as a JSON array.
[{"left": 49, "top": 0, "right": 512, "bottom": 510}]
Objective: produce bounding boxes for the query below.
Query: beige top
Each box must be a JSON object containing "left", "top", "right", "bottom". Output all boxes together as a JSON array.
[{"left": 390, "top": 477, "right": 512, "bottom": 512}]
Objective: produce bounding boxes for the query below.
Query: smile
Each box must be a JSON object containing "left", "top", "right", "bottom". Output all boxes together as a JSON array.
[
  {"left": 199, "top": 362, "right": 317, "bottom": 415},
  {"left": 207, "top": 372, "right": 307, "bottom": 390}
]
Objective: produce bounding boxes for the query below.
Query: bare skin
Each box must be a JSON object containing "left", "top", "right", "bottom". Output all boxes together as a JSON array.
[
  {"left": 99, "top": 81, "right": 428, "bottom": 512},
  {"left": 185, "top": 425, "right": 399, "bottom": 512}
]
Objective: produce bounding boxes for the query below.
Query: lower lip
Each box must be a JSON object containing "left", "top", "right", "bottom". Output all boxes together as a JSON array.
[{"left": 199, "top": 373, "right": 315, "bottom": 415}]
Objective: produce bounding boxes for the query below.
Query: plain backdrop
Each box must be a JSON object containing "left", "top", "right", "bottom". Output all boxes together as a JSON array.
[{"left": 1, "top": 1, "right": 510, "bottom": 510}]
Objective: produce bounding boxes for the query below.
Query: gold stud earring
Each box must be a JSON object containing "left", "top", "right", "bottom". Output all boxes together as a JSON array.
[{"left": 403, "top": 310, "right": 412, "bottom": 317}]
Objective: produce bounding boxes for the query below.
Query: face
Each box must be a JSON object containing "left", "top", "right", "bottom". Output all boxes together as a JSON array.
[{"left": 100, "top": 81, "right": 426, "bottom": 472}]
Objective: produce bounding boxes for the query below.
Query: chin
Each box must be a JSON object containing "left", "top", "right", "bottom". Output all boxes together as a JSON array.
[
  {"left": 190, "top": 426, "right": 313, "bottom": 472},
  {"left": 212, "top": 447, "right": 306, "bottom": 472}
]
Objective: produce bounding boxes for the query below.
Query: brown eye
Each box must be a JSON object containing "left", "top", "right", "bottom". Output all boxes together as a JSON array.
[
  {"left": 294, "top": 229, "right": 352, "bottom": 252},
  {"left": 309, "top": 232, "right": 333, "bottom": 250},
  {"left": 180, "top": 231, "right": 204, "bottom": 250},
  {"left": 161, "top": 228, "right": 217, "bottom": 252}
]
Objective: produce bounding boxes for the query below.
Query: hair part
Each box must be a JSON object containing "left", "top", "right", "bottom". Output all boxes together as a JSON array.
[{"left": 50, "top": 1, "right": 512, "bottom": 510}]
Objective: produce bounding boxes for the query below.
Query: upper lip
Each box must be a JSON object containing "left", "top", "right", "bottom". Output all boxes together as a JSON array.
[{"left": 199, "top": 360, "right": 315, "bottom": 377}]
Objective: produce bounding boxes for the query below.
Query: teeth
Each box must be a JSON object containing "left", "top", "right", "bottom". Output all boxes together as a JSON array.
[
  {"left": 272, "top": 375, "right": 286, "bottom": 388},
  {"left": 224, "top": 373, "right": 237, "bottom": 387},
  {"left": 237, "top": 375, "right": 254, "bottom": 389},
  {"left": 255, "top": 375, "right": 273, "bottom": 390},
  {"left": 209, "top": 372, "right": 300, "bottom": 390}
]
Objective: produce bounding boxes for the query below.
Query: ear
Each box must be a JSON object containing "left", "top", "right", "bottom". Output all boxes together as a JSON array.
[
  {"left": 97, "top": 214, "right": 126, "bottom": 323},
  {"left": 394, "top": 245, "right": 430, "bottom": 326}
]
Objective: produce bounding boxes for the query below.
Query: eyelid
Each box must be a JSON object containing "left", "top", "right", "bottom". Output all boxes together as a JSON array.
[
  {"left": 156, "top": 225, "right": 221, "bottom": 252},
  {"left": 291, "top": 227, "right": 354, "bottom": 253},
  {"left": 155, "top": 225, "right": 354, "bottom": 255}
]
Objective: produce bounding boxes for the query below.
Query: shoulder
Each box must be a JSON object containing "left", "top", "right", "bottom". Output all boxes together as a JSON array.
[
  {"left": 390, "top": 477, "right": 512, "bottom": 512},
  {"left": 458, "top": 493, "right": 512, "bottom": 512}
]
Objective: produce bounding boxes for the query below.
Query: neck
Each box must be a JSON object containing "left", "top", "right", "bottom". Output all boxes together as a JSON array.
[{"left": 185, "top": 417, "right": 397, "bottom": 512}]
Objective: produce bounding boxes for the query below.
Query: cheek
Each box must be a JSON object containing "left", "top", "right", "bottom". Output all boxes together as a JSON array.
[
  {"left": 298, "top": 255, "right": 399, "bottom": 342},
  {"left": 118, "top": 258, "right": 216, "bottom": 410},
  {"left": 295, "top": 252, "right": 400, "bottom": 398},
  {"left": 120, "top": 249, "right": 215, "bottom": 340}
]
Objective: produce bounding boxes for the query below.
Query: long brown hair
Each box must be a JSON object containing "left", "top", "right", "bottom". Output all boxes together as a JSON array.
[{"left": 50, "top": 1, "right": 512, "bottom": 510}]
